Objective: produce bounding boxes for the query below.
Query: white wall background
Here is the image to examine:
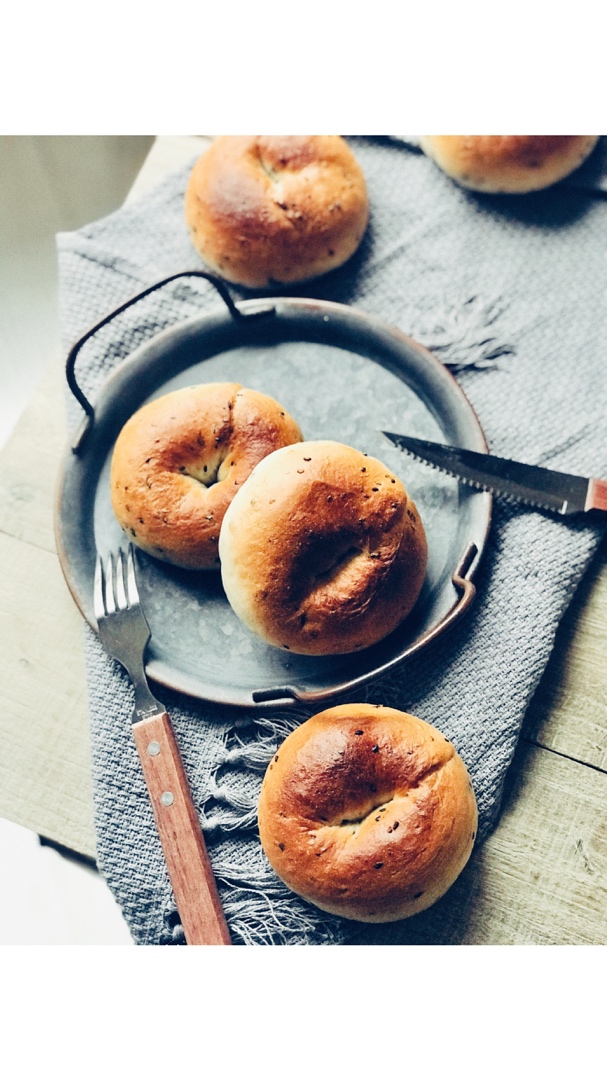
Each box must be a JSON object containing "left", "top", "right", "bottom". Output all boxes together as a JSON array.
[{"left": 0, "top": 136, "right": 154, "bottom": 448}]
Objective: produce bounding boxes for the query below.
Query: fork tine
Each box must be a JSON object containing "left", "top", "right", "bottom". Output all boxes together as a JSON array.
[
  {"left": 93, "top": 555, "right": 105, "bottom": 620},
  {"left": 126, "top": 544, "right": 140, "bottom": 606},
  {"left": 115, "top": 549, "right": 128, "bottom": 610},
  {"left": 104, "top": 554, "right": 116, "bottom": 615}
]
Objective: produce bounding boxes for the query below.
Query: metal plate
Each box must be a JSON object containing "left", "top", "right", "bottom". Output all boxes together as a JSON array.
[{"left": 56, "top": 296, "right": 492, "bottom": 707}]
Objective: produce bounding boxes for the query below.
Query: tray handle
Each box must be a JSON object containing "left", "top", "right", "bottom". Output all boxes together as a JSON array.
[
  {"left": 250, "top": 541, "right": 480, "bottom": 706},
  {"left": 65, "top": 270, "right": 276, "bottom": 452}
]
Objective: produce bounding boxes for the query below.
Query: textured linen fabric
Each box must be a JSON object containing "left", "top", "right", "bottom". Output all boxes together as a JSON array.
[{"left": 57, "top": 137, "right": 607, "bottom": 945}]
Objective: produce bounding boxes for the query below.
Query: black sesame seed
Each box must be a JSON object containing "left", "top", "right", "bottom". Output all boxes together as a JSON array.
[
  {"left": 354, "top": 730, "right": 364, "bottom": 735},
  {"left": 414, "top": 891, "right": 423, "bottom": 899},
  {"left": 372, "top": 745, "right": 379, "bottom": 753},
  {"left": 278, "top": 842, "right": 285, "bottom": 851},
  {"left": 374, "top": 862, "right": 383, "bottom": 869},
  {"left": 393, "top": 821, "right": 399, "bottom": 830}
]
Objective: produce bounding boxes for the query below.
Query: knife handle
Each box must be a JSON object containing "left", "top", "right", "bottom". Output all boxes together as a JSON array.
[
  {"left": 585, "top": 478, "right": 607, "bottom": 513},
  {"left": 132, "top": 712, "right": 232, "bottom": 946}
]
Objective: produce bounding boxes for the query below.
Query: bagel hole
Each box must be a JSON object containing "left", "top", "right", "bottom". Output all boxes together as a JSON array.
[
  {"left": 337, "top": 794, "right": 395, "bottom": 832},
  {"left": 183, "top": 450, "right": 231, "bottom": 489},
  {"left": 257, "top": 149, "right": 280, "bottom": 183},
  {"left": 313, "top": 544, "right": 363, "bottom": 585}
]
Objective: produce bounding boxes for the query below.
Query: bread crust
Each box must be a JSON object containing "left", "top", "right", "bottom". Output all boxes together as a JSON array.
[
  {"left": 218, "top": 440, "right": 428, "bottom": 654},
  {"left": 110, "top": 383, "right": 302, "bottom": 569},
  {"left": 420, "top": 135, "right": 599, "bottom": 193},
  {"left": 258, "top": 704, "right": 478, "bottom": 922},
  {"left": 185, "top": 135, "right": 369, "bottom": 287}
]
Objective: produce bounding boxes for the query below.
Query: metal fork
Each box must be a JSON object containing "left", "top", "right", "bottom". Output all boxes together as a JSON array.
[{"left": 94, "top": 546, "right": 231, "bottom": 945}]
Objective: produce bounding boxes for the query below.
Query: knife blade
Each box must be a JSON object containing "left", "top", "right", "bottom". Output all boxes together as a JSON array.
[{"left": 382, "top": 432, "right": 607, "bottom": 516}]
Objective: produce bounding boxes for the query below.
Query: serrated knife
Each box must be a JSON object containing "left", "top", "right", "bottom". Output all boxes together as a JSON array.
[{"left": 382, "top": 432, "right": 607, "bottom": 516}]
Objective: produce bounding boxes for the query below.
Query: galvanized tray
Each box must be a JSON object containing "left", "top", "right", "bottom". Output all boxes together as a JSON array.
[{"left": 56, "top": 272, "right": 492, "bottom": 708}]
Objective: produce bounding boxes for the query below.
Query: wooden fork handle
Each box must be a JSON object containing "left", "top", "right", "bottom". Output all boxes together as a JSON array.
[
  {"left": 585, "top": 478, "right": 607, "bottom": 513},
  {"left": 132, "top": 712, "right": 232, "bottom": 945}
]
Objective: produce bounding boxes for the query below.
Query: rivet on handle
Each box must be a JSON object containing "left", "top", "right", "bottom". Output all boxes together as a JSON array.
[
  {"left": 161, "top": 791, "right": 174, "bottom": 806},
  {"left": 147, "top": 741, "right": 161, "bottom": 756}
]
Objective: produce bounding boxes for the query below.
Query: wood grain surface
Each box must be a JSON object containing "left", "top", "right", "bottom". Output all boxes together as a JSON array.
[{"left": 1, "top": 137, "right": 606, "bottom": 944}]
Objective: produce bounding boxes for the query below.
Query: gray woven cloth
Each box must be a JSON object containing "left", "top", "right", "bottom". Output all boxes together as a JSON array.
[{"left": 57, "top": 137, "right": 607, "bottom": 945}]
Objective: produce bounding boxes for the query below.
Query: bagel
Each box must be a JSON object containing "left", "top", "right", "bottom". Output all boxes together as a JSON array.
[
  {"left": 110, "top": 383, "right": 302, "bottom": 569},
  {"left": 218, "top": 440, "right": 428, "bottom": 654},
  {"left": 184, "top": 135, "right": 369, "bottom": 287},
  {"left": 258, "top": 704, "right": 478, "bottom": 922},
  {"left": 419, "top": 135, "right": 599, "bottom": 193}
]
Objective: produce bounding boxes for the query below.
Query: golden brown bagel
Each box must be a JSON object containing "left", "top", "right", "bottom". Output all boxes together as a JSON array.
[
  {"left": 184, "top": 135, "right": 369, "bottom": 287},
  {"left": 258, "top": 704, "right": 478, "bottom": 922},
  {"left": 110, "top": 383, "right": 302, "bottom": 569},
  {"left": 218, "top": 440, "right": 428, "bottom": 654},
  {"left": 420, "top": 135, "right": 599, "bottom": 193}
]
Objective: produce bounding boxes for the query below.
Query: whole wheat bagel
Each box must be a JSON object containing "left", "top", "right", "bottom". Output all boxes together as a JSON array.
[
  {"left": 110, "top": 382, "right": 302, "bottom": 569},
  {"left": 218, "top": 440, "right": 428, "bottom": 654},
  {"left": 420, "top": 135, "right": 599, "bottom": 193},
  {"left": 258, "top": 704, "right": 478, "bottom": 922},
  {"left": 184, "top": 135, "right": 369, "bottom": 287}
]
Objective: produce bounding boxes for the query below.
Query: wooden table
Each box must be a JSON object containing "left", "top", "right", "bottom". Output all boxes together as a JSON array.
[{"left": 2, "top": 138, "right": 606, "bottom": 945}]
